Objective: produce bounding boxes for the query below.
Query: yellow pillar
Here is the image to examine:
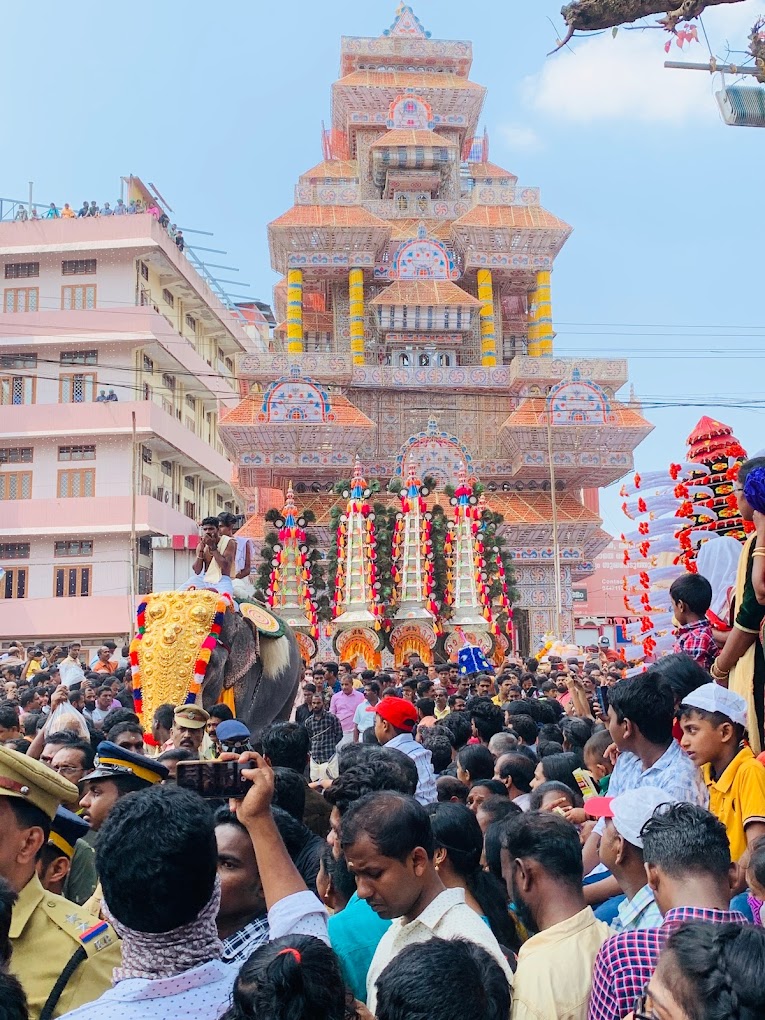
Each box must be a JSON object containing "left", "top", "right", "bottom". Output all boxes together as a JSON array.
[
  {"left": 477, "top": 268, "right": 497, "bottom": 366},
  {"left": 528, "top": 270, "right": 553, "bottom": 357},
  {"left": 286, "top": 269, "right": 304, "bottom": 355},
  {"left": 349, "top": 268, "right": 365, "bottom": 366}
]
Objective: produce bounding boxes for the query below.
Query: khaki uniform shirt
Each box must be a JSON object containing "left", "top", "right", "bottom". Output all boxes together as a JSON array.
[{"left": 9, "top": 874, "right": 121, "bottom": 1020}]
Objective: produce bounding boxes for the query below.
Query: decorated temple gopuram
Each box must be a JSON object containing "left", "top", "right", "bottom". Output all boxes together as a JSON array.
[{"left": 220, "top": 5, "right": 653, "bottom": 664}]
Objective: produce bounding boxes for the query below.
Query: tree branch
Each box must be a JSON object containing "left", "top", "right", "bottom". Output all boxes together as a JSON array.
[{"left": 561, "top": 0, "right": 746, "bottom": 33}]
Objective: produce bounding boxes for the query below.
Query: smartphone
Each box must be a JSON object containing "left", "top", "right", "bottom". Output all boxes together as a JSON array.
[
  {"left": 597, "top": 686, "right": 609, "bottom": 717},
  {"left": 175, "top": 760, "right": 254, "bottom": 799}
]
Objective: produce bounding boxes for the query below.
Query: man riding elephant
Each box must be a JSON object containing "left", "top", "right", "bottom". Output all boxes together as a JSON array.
[{"left": 182, "top": 517, "right": 236, "bottom": 598}]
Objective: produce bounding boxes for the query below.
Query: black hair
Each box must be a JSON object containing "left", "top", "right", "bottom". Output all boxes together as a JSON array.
[
  {"left": 260, "top": 722, "right": 310, "bottom": 773},
  {"left": 677, "top": 704, "right": 746, "bottom": 744},
  {"left": 416, "top": 698, "right": 435, "bottom": 719},
  {"left": 438, "top": 710, "right": 472, "bottom": 750},
  {"left": 97, "top": 785, "right": 216, "bottom": 932},
  {"left": 505, "top": 698, "right": 543, "bottom": 724},
  {"left": 584, "top": 728, "right": 613, "bottom": 763},
  {"left": 106, "top": 721, "right": 144, "bottom": 744},
  {"left": 483, "top": 819, "right": 506, "bottom": 882},
  {"left": 748, "top": 834, "right": 765, "bottom": 890},
  {"left": 0, "top": 704, "right": 19, "bottom": 730},
  {"left": 18, "top": 689, "right": 38, "bottom": 709},
  {"left": 157, "top": 747, "right": 197, "bottom": 764},
  {"left": 336, "top": 741, "right": 367, "bottom": 774},
  {"left": 508, "top": 714, "right": 537, "bottom": 746},
  {"left": 201, "top": 516, "right": 220, "bottom": 528},
  {"left": 537, "top": 739, "right": 565, "bottom": 758},
  {"left": 319, "top": 844, "right": 356, "bottom": 905},
  {"left": 536, "top": 752, "right": 582, "bottom": 801},
  {"left": 456, "top": 744, "right": 494, "bottom": 783},
  {"left": 41, "top": 730, "right": 82, "bottom": 749},
  {"left": 209, "top": 703, "right": 234, "bottom": 723},
  {"left": 0, "top": 876, "right": 17, "bottom": 966},
  {"left": 272, "top": 766, "right": 307, "bottom": 821},
  {"left": 436, "top": 776, "right": 468, "bottom": 803},
  {"left": 376, "top": 938, "right": 511, "bottom": 1020},
  {"left": 529, "top": 780, "right": 581, "bottom": 811},
  {"left": 271, "top": 807, "right": 322, "bottom": 895},
  {"left": 562, "top": 716, "right": 593, "bottom": 752},
  {"left": 425, "top": 802, "right": 519, "bottom": 951},
  {"left": 468, "top": 700, "right": 504, "bottom": 743},
  {"left": 7, "top": 799, "right": 51, "bottom": 859},
  {"left": 497, "top": 752, "right": 535, "bottom": 794},
  {"left": 537, "top": 696, "right": 563, "bottom": 722},
  {"left": 56, "top": 739, "right": 95, "bottom": 772},
  {"left": 539, "top": 723, "right": 564, "bottom": 744},
  {"left": 221, "top": 934, "right": 352, "bottom": 1020},
  {"left": 476, "top": 796, "right": 522, "bottom": 828},
  {"left": 500, "top": 810, "right": 584, "bottom": 888},
  {"left": 152, "top": 703, "right": 176, "bottom": 731},
  {"left": 660, "top": 921, "right": 765, "bottom": 1020},
  {"left": 641, "top": 803, "right": 731, "bottom": 881},
  {"left": 101, "top": 708, "right": 139, "bottom": 735},
  {"left": 738, "top": 455, "right": 765, "bottom": 486},
  {"left": 340, "top": 791, "right": 435, "bottom": 861},
  {"left": 609, "top": 673, "right": 675, "bottom": 745},
  {"left": 0, "top": 972, "right": 27, "bottom": 1020},
  {"left": 364, "top": 680, "right": 381, "bottom": 695},
  {"left": 447, "top": 694, "right": 465, "bottom": 709},
  {"left": 416, "top": 681, "right": 435, "bottom": 698},
  {"left": 325, "top": 759, "right": 415, "bottom": 814},
  {"left": 525, "top": 658, "right": 538, "bottom": 673},
  {"left": 670, "top": 572, "right": 713, "bottom": 616},
  {"left": 417, "top": 727, "right": 453, "bottom": 774},
  {"left": 650, "top": 653, "right": 711, "bottom": 704},
  {"left": 470, "top": 778, "right": 507, "bottom": 799}
]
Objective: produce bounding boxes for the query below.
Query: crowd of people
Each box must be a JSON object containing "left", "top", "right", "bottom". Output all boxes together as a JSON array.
[
  {"left": 2, "top": 636, "right": 765, "bottom": 1020},
  {"left": 0, "top": 455, "right": 764, "bottom": 1019},
  {"left": 13, "top": 198, "right": 185, "bottom": 250}
]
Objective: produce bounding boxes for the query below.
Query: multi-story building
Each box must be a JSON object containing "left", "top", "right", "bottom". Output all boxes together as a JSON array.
[
  {"left": 220, "top": 6, "right": 653, "bottom": 657},
  {"left": 0, "top": 177, "right": 258, "bottom": 647}
]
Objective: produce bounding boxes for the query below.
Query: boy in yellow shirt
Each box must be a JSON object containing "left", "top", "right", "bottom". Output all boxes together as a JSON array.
[{"left": 679, "top": 683, "right": 765, "bottom": 877}]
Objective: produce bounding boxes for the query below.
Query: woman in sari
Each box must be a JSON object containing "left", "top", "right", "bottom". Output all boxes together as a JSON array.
[{"left": 712, "top": 457, "right": 765, "bottom": 754}]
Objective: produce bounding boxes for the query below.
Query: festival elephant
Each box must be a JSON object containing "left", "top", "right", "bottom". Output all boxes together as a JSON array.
[{"left": 131, "top": 591, "right": 301, "bottom": 740}]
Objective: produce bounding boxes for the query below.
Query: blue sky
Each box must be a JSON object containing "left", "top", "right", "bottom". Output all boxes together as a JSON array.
[{"left": 3, "top": 0, "right": 764, "bottom": 536}]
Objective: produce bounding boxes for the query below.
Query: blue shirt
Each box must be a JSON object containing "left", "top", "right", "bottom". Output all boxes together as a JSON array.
[
  {"left": 328, "top": 893, "right": 391, "bottom": 1004},
  {"left": 612, "top": 884, "right": 663, "bottom": 933},
  {"left": 387, "top": 732, "right": 437, "bottom": 804}
]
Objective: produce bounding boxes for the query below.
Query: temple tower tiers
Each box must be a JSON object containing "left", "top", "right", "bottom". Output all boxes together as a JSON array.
[
  {"left": 333, "top": 459, "right": 382, "bottom": 629},
  {"left": 444, "top": 467, "right": 492, "bottom": 631},
  {"left": 220, "top": 5, "right": 652, "bottom": 654},
  {"left": 267, "top": 483, "right": 319, "bottom": 638},
  {"left": 392, "top": 463, "right": 436, "bottom": 621}
]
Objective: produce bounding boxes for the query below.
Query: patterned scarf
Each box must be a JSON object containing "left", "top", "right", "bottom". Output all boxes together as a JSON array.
[{"left": 104, "top": 876, "right": 223, "bottom": 981}]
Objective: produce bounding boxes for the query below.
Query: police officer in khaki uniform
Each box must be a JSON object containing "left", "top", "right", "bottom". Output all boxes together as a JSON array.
[{"left": 0, "top": 745, "right": 121, "bottom": 1020}]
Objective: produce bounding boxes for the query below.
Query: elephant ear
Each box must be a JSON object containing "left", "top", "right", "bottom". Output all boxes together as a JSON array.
[{"left": 221, "top": 612, "right": 260, "bottom": 690}]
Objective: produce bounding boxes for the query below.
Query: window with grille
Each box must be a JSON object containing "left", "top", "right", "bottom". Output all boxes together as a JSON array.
[
  {"left": 0, "top": 543, "right": 29, "bottom": 559},
  {"left": 5, "top": 263, "right": 39, "bottom": 279},
  {"left": 143, "top": 383, "right": 151, "bottom": 400},
  {"left": 162, "top": 373, "right": 176, "bottom": 391},
  {"left": 4, "top": 287, "right": 39, "bottom": 312},
  {"left": 0, "top": 376, "right": 35, "bottom": 405},
  {"left": 61, "top": 285, "right": 96, "bottom": 310},
  {"left": 185, "top": 314, "right": 197, "bottom": 332},
  {"left": 141, "top": 445, "right": 152, "bottom": 464},
  {"left": 55, "top": 540, "right": 94, "bottom": 557},
  {"left": 0, "top": 472, "right": 32, "bottom": 499},
  {"left": 1, "top": 568, "right": 27, "bottom": 599},
  {"left": 138, "top": 536, "right": 152, "bottom": 557},
  {"left": 216, "top": 493, "right": 223, "bottom": 508},
  {"left": 62, "top": 259, "right": 97, "bottom": 276},
  {"left": 185, "top": 395, "right": 196, "bottom": 410},
  {"left": 0, "top": 353, "right": 36, "bottom": 370},
  {"left": 184, "top": 500, "right": 196, "bottom": 518},
  {"left": 225, "top": 357, "right": 234, "bottom": 372},
  {"left": 58, "top": 445, "right": 95, "bottom": 461},
  {"left": 138, "top": 566, "right": 153, "bottom": 594},
  {"left": 57, "top": 469, "right": 95, "bottom": 497},
  {"left": 60, "top": 350, "right": 97, "bottom": 366},
  {"left": 140, "top": 262, "right": 149, "bottom": 281},
  {"left": 0, "top": 447, "right": 32, "bottom": 463},
  {"left": 184, "top": 475, "right": 195, "bottom": 491},
  {"left": 59, "top": 373, "right": 97, "bottom": 403},
  {"left": 54, "top": 565, "right": 91, "bottom": 597},
  {"left": 143, "top": 354, "right": 154, "bottom": 373},
  {"left": 162, "top": 288, "right": 174, "bottom": 307},
  {"left": 161, "top": 460, "right": 172, "bottom": 475}
]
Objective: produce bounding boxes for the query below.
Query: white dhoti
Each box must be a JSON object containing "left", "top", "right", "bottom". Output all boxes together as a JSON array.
[{"left": 181, "top": 572, "right": 235, "bottom": 599}]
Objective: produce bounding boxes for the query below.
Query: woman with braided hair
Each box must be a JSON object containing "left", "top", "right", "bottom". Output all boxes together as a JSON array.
[{"left": 635, "top": 921, "right": 765, "bottom": 1020}]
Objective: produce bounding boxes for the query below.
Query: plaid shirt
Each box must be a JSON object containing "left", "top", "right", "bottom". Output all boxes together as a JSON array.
[
  {"left": 304, "top": 709, "right": 344, "bottom": 763},
  {"left": 221, "top": 915, "right": 270, "bottom": 964},
  {"left": 588, "top": 907, "right": 748, "bottom": 1020},
  {"left": 673, "top": 618, "right": 718, "bottom": 671}
]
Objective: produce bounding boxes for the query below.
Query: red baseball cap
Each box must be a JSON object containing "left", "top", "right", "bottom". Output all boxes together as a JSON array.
[{"left": 367, "top": 695, "right": 417, "bottom": 732}]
